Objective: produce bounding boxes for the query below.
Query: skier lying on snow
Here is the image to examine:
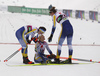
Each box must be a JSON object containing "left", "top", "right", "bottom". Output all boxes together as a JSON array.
[{"left": 34, "top": 35, "right": 56, "bottom": 64}]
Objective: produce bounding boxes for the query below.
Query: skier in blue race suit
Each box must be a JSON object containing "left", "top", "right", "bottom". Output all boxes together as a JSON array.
[
  {"left": 16, "top": 25, "right": 46, "bottom": 64},
  {"left": 48, "top": 7, "right": 74, "bottom": 64}
]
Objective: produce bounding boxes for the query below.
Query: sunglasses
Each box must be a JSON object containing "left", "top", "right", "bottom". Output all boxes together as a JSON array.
[{"left": 49, "top": 11, "right": 53, "bottom": 13}]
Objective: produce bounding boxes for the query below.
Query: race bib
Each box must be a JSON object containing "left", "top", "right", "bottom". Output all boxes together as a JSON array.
[
  {"left": 56, "top": 15, "right": 63, "bottom": 23},
  {"left": 27, "top": 25, "right": 32, "bottom": 32}
]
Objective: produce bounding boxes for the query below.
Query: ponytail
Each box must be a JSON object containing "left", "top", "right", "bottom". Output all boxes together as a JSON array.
[{"left": 50, "top": 7, "right": 57, "bottom": 13}]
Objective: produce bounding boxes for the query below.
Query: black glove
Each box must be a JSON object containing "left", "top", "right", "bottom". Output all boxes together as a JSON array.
[
  {"left": 26, "top": 39, "right": 31, "bottom": 44},
  {"left": 33, "top": 37, "right": 38, "bottom": 43},
  {"left": 48, "top": 34, "right": 53, "bottom": 42},
  {"left": 46, "top": 54, "right": 56, "bottom": 59},
  {"left": 50, "top": 54, "right": 56, "bottom": 58}
]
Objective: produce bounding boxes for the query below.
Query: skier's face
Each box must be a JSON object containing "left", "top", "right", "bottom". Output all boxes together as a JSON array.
[
  {"left": 39, "top": 35, "right": 45, "bottom": 42},
  {"left": 50, "top": 12, "right": 54, "bottom": 16},
  {"left": 38, "top": 30, "right": 44, "bottom": 34}
]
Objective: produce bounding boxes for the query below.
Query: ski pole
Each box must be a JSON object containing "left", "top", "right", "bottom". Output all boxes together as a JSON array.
[
  {"left": 46, "top": 55, "right": 80, "bottom": 61},
  {"left": 60, "top": 57, "right": 100, "bottom": 63},
  {"left": 4, "top": 47, "right": 22, "bottom": 62},
  {"left": 4, "top": 38, "right": 35, "bottom": 62},
  {"left": 45, "top": 55, "right": 100, "bottom": 63},
  {"left": 60, "top": 57, "right": 78, "bottom": 61}
]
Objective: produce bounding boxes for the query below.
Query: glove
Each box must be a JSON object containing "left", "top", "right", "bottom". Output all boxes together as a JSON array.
[
  {"left": 32, "top": 37, "right": 38, "bottom": 43},
  {"left": 48, "top": 34, "right": 53, "bottom": 42},
  {"left": 50, "top": 54, "right": 56, "bottom": 58},
  {"left": 46, "top": 54, "right": 56, "bottom": 59},
  {"left": 26, "top": 39, "right": 31, "bottom": 44}
]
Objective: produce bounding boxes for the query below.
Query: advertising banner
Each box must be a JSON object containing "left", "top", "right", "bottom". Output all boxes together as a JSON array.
[
  {"left": 8, "top": 6, "right": 49, "bottom": 15},
  {"left": 21, "top": 7, "right": 49, "bottom": 15},
  {"left": 63, "top": 9, "right": 72, "bottom": 17},
  {"left": 7, "top": 6, "right": 100, "bottom": 23},
  {"left": 8, "top": 6, "right": 21, "bottom": 13},
  {"left": 89, "top": 11, "right": 98, "bottom": 21},
  {"left": 76, "top": 10, "right": 85, "bottom": 19}
]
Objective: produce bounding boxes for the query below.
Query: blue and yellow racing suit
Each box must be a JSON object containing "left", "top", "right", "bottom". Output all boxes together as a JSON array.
[
  {"left": 34, "top": 41, "right": 52, "bottom": 63},
  {"left": 51, "top": 12, "right": 73, "bottom": 59},
  {"left": 16, "top": 25, "right": 38, "bottom": 57}
]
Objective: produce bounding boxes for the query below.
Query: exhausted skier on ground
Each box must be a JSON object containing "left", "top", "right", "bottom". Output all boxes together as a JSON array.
[
  {"left": 34, "top": 35, "right": 55, "bottom": 64},
  {"left": 16, "top": 25, "right": 46, "bottom": 64}
]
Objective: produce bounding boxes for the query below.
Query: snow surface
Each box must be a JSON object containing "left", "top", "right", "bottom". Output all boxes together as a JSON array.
[
  {"left": 0, "top": 0, "right": 100, "bottom": 76},
  {"left": 0, "top": 12, "right": 100, "bottom": 44},
  {"left": 0, "top": 44, "right": 100, "bottom": 76},
  {"left": 0, "top": 11, "right": 100, "bottom": 76}
]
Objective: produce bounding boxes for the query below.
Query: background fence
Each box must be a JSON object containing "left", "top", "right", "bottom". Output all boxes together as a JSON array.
[
  {"left": 7, "top": 6, "right": 100, "bottom": 23},
  {"left": 8, "top": 6, "right": 49, "bottom": 15}
]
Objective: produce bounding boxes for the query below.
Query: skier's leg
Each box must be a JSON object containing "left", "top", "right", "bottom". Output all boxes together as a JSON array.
[{"left": 67, "top": 35, "right": 73, "bottom": 59}]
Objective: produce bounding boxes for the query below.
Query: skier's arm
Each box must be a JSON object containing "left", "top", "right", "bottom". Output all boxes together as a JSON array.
[
  {"left": 26, "top": 28, "right": 38, "bottom": 43},
  {"left": 26, "top": 33, "right": 32, "bottom": 44},
  {"left": 51, "top": 15, "right": 56, "bottom": 35},
  {"left": 45, "top": 42, "right": 52, "bottom": 55},
  {"left": 48, "top": 15, "right": 56, "bottom": 42},
  {"left": 45, "top": 42, "right": 56, "bottom": 59},
  {"left": 26, "top": 34, "right": 29, "bottom": 40},
  {"left": 26, "top": 29, "right": 36, "bottom": 39}
]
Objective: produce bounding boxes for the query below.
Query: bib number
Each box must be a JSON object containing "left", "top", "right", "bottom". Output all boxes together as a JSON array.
[
  {"left": 56, "top": 15, "right": 63, "bottom": 23},
  {"left": 27, "top": 25, "right": 32, "bottom": 32}
]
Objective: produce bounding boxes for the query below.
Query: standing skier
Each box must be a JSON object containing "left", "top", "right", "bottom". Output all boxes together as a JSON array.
[
  {"left": 16, "top": 25, "right": 46, "bottom": 64},
  {"left": 48, "top": 7, "right": 74, "bottom": 63}
]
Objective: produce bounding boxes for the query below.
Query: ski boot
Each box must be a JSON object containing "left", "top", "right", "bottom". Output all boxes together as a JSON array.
[
  {"left": 40, "top": 58, "right": 50, "bottom": 64},
  {"left": 47, "top": 59, "right": 52, "bottom": 64},
  {"left": 50, "top": 58, "right": 60, "bottom": 64},
  {"left": 61, "top": 58, "right": 72, "bottom": 64},
  {"left": 23, "top": 57, "right": 34, "bottom": 64}
]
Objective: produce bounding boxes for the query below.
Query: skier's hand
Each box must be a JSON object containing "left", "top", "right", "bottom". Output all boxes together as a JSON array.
[
  {"left": 50, "top": 54, "right": 56, "bottom": 58},
  {"left": 46, "top": 54, "right": 56, "bottom": 59},
  {"left": 32, "top": 37, "right": 38, "bottom": 43},
  {"left": 26, "top": 39, "right": 31, "bottom": 44},
  {"left": 48, "top": 34, "right": 53, "bottom": 42}
]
